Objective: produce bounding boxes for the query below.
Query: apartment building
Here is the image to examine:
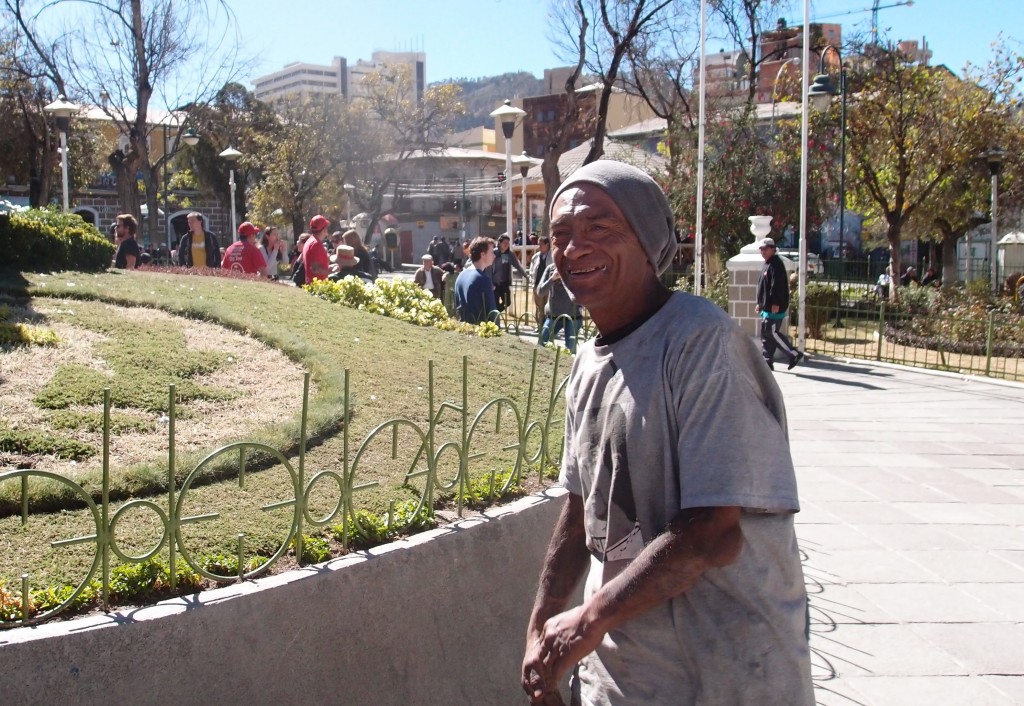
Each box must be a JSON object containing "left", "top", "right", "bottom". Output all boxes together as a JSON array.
[
  {"left": 252, "top": 57, "right": 348, "bottom": 103},
  {"left": 252, "top": 51, "right": 425, "bottom": 104},
  {"left": 692, "top": 20, "right": 842, "bottom": 105}
]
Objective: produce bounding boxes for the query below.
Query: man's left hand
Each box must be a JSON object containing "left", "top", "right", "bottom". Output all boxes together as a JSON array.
[{"left": 522, "top": 605, "right": 603, "bottom": 702}]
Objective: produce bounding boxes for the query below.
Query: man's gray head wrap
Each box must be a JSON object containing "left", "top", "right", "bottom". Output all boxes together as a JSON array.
[{"left": 551, "top": 160, "right": 675, "bottom": 275}]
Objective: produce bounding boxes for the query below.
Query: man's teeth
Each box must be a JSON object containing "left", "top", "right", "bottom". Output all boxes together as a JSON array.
[{"left": 572, "top": 267, "right": 600, "bottom": 274}]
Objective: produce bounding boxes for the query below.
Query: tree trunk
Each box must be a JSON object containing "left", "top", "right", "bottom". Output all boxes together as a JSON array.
[
  {"left": 886, "top": 220, "right": 902, "bottom": 303},
  {"left": 939, "top": 227, "right": 961, "bottom": 291}
]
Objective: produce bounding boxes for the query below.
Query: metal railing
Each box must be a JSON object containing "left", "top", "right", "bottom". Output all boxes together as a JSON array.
[
  {"left": 0, "top": 351, "right": 570, "bottom": 627},
  {"left": 796, "top": 302, "right": 1024, "bottom": 381}
]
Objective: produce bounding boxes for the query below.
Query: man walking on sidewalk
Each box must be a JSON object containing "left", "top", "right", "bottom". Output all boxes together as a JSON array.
[{"left": 756, "top": 237, "right": 803, "bottom": 371}]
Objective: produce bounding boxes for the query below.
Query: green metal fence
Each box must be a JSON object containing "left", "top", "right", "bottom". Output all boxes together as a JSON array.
[
  {"left": 0, "top": 351, "right": 570, "bottom": 628},
  {"left": 797, "top": 303, "right": 1024, "bottom": 382}
]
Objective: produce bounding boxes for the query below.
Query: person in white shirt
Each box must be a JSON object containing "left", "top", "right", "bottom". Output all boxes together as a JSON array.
[{"left": 257, "top": 226, "right": 288, "bottom": 279}]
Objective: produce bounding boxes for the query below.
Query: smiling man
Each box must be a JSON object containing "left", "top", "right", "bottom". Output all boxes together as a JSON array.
[{"left": 521, "top": 161, "right": 813, "bottom": 706}]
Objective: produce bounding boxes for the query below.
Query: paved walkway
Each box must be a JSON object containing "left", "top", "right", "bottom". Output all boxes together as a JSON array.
[{"left": 778, "top": 356, "right": 1024, "bottom": 705}]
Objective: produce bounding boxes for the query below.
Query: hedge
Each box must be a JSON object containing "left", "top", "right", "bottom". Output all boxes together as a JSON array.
[{"left": 0, "top": 208, "right": 113, "bottom": 273}]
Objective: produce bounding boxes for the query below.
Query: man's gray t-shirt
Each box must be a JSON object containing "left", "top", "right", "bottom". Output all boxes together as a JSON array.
[{"left": 560, "top": 292, "right": 813, "bottom": 706}]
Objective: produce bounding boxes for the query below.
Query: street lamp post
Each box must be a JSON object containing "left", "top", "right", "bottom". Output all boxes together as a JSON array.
[
  {"left": 809, "top": 45, "right": 847, "bottom": 326},
  {"left": 162, "top": 124, "right": 199, "bottom": 251},
  {"left": 982, "top": 147, "right": 1006, "bottom": 293},
  {"left": 43, "top": 96, "right": 79, "bottom": 212},
  {"left": 219, "top": 146, "right": 242, "bottom": 242},
  {"left": 344, "top": 183, "right": 355, "bottom": 226},
  {"left": 515, "top": 150, "right": 532, "bottom": 241},
  {"left": 490, "top": 99, "right": 527, "bottom": 312}
]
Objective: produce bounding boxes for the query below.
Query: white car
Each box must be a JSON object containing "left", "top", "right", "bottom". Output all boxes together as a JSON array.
[{"left": 777, "top": 249, "right": 823, "bottom": 277}]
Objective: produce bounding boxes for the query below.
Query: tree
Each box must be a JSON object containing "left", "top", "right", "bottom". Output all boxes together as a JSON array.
[
  {"left": 663, "top": 104, "right": 838, "bottom": 271},
  {"left": 345, "top": 64, "right": 465, "bottom": 245},
  {"left": 845, "top": 41, "right": 1024, "bottom": 294},
  {"left": 6, "top": 0, "right": 245, "bottom": 244},
  {"left": 186, "top": 82, "right": 279, "bottom": 231},
  {"left": 538, "top": 0, "right": 678, "bottom": 234},
  {"left": 245, "top": 93, "right": 368, "bottom": 237},
  {"left": 709, "top": 0, "right": 789, "bottom": 105},
  {"left": 907, "top": 44, "right": 1024, "bottom": 289}
]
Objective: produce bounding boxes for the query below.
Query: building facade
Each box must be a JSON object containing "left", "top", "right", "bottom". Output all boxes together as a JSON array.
[{"left": 252, "top": 51, "right": 425, "bottom": 104}]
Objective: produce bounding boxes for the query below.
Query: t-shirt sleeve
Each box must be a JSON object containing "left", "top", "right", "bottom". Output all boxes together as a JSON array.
[
  {"left": 557, "top": 380, "right": 581, "bottom": 496},
  {"left": 671, "top": 322, "right": 799, "bottom": 512}
]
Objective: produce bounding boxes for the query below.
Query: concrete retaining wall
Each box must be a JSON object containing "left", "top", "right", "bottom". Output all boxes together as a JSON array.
[{"left": 0, "top": 488, "right": 568, "bottom": 706}]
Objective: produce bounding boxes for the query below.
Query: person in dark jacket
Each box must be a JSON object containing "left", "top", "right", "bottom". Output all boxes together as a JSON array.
[
  {"left": 755, "top": 237, "right": 802, "bottom": 371},
  {"left": 176, "top": 212, "right": 221, "bottom": 268},
  {"left": 489, "top": 233, "right": 527, "bottom": 312}
]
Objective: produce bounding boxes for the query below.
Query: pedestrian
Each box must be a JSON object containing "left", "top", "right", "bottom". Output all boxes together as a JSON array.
[
  {"left": 521, "top": 160, "right": 813, "bottom": 706},
  {"left": 112, "top": 214, "right": 141, "bottom": 269},
  {"left": 490, "top": 233, "right": 527, "bottom": 312},
  {"left": 302, "top": 215, "right": 332, "bottom": 284},
  {"left": 454, "top": 236, "right": 496, "bottom": 324},
  {"left": 756, "top": 236, "right": 803, "bottom": 371},
  {"left": 328, "top": 244, "right": 361, "bottom": 280},
  {"left": 535, "top": 261, "right": 578, "bottom": 353},
  {"left": 343, "top": 229, "right": 377, "bottom": 280},
  {"left": 529, "top": 236, "right": 552, "bottom": 325},
  {"left": 414, "top": 253, "right": 444, "bottom": 298},
  {"left": 258, "top": 226, "right": 288, "bottom": 278},
  {"left": 221, "top": 221, "right": 267, "bottom": 274},
  {"left": 176, "top": 212, "right": 221, "bottom": 268}
]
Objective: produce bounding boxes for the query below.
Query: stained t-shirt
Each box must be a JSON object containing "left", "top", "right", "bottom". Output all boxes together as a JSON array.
[
  {"left": 301, "top": 236, "right": 330, "bottom": 284},
  {"left": 221, "top": 240, "right": 266, "bottom": 274},
  {"left": 560, "top": 292, "right": 813, "bottom": 706}
]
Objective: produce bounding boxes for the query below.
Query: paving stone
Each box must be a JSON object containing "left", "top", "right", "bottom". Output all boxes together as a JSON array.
[
  {"left": 853, "top": 583, "right": 1007, "bottom": 623},
  {"left": 839, "top": 676, "right": 1018, "bottom": 705},
  {"left": 956, "top": 583, "right": 1024, "bottom": 621},
  {"left": 808, "top": 623, "right": 967, "bottom": 677},
  {"left": 890, "top": 501, "right": 1004, "bottom": 525},
  {"left": 984, "top": 676, "right": 1024, "bottom": 703},
  {"left": 856, "top": 523, "right": 972, "bottom": 551},
  {"left": 897, "top": 551, "right": 1024, "bottom": 584},
  {"left": 824, "top": 501, "right": 921, "bottom": 525},
  {"left": 910, "top": 623, "right": 1024, "bottom": 674},
  {"left": 807, "top": 549, "right": 944, "bottom": 584}
]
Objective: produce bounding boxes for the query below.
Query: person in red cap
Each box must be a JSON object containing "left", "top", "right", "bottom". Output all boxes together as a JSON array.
[
  {"left": 221, "top": 221, "right": 268, "bottom": 274},
  {"left": 302, "top": 214, "right": 331, "bottom": 284}
]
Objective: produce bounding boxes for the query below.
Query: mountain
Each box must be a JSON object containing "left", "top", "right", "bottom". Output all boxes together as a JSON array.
[{"left": 435, "top": 72, "right": 547, "bottom": 132}]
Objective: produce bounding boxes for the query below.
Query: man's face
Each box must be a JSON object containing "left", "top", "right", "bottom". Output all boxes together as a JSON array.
[
  {"left": 498, "top": 239, "right": 509, "bottom": 252},
  {"left": 759, "top": 245, "right": 775, "bottom": 262},
  {"left": 538, "top": 240, "right": 550, "bottom": 253},
  {"left": 114, "top": 222, "right": 128, "bottom": 241},
  {"left": 479, "top": 247, "right": 495, "bottom": 269},
  {"left": 550, "top": 184, "right": 652, "bottom": 312}
]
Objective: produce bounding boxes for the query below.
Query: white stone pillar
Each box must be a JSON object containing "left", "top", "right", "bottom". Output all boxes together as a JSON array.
[{"left": 726, "top": 216, "right": 795, "bottom": 337}]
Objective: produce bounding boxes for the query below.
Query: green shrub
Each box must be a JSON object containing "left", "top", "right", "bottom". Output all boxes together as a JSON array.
[
  {"left": 199, "top": 553, "right": 270, "bottom": 578},
  {"left": 0, "top": 424, "right": 96, "bottom": 460},
  {"left": 0, "top": 208, "right": 113, "bottom": 273},
  {"left": 804, "top": 283, "right": 840, "bottom": 339},
  {"left": 294, "top": 534, "right": 331, "bottom": 564},
  {"left": 307, "top": 276, "right": 504, "bottom": 337},
  {"left": 331, "top": 500, "right": 436, "bottom": 548},
  {"left": 674, "top": 270, "right": 729, "bottom": 311}
]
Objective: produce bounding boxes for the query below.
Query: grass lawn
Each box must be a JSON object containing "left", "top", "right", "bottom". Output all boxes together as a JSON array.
[{"left": 0, "top": 268, "right": 567, "bottom": 592}]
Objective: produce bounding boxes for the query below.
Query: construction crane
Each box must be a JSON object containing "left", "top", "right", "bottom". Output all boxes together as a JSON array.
[{"left": 813, "top": 0, "right": 914, "bottom": 42}]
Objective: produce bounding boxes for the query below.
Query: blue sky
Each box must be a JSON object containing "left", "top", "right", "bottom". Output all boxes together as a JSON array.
[{"left": 228, "top": 0, "right": 1022, "bottom": 87}]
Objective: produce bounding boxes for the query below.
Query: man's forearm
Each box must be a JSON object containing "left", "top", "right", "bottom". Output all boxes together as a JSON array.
[
  {"left": 528, "top": 493, "right": 589, "bottom": 635},
  {"left": 583, "top": 506, "right": 743, "bottom": 636}
]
